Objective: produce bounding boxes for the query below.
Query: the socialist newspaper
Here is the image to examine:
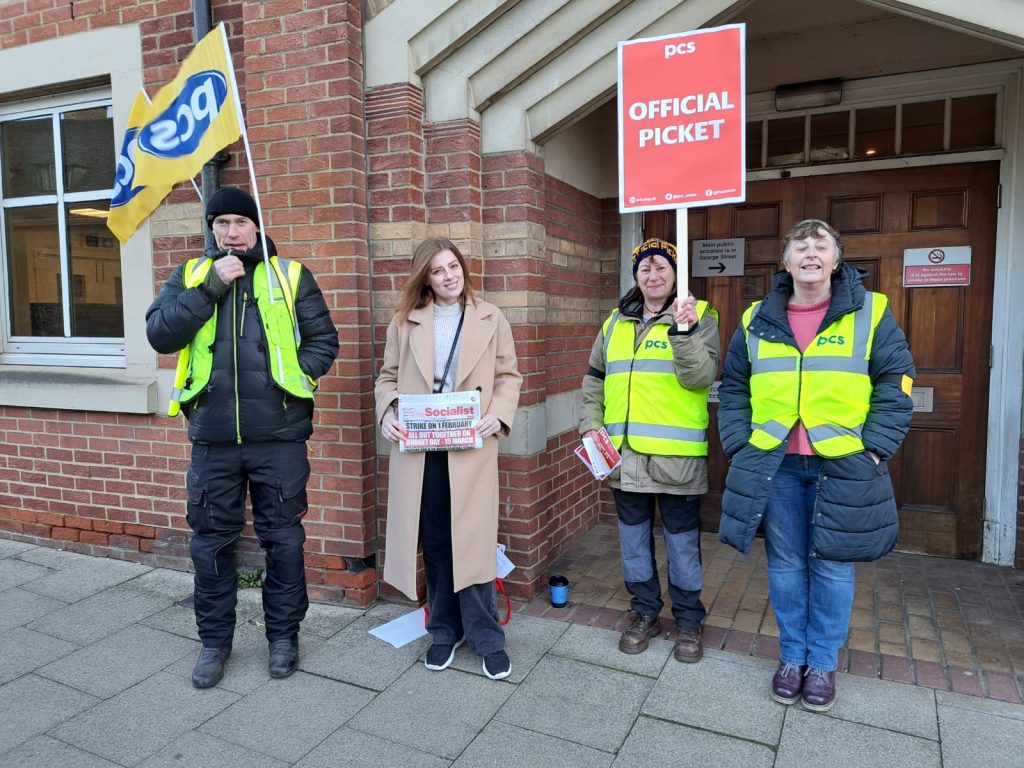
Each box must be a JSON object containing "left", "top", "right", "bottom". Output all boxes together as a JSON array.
[
  {"left": 398, "top": 391, "right": 482, "bottom": 452},
  {"left": 575, "top": 427, "right": 622, "bottom": 480}
]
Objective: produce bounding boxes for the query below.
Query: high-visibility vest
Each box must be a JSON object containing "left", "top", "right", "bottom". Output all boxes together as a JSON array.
[
  {"left": 167, "top": 254, "right": 315, "bottom": 417},
  {"left": 742, "top": 291, "right": 888, "bottom": 458},
  {"left": 601, "top": 301, "right": 714, "bottom": 457}
]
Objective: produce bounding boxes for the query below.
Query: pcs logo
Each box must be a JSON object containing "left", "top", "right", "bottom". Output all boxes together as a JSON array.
[
  {"left": 110, "top": 126, "right": 142, "bottom": 209},
  {"left": 137, "top": 71, "right": 229, "bottom": 159},
  {"left": 816, "top": 334, "right": 846, "bottom": 347},
  {"left": 644, "top": 339, "right": 669, "bottom": 350}
]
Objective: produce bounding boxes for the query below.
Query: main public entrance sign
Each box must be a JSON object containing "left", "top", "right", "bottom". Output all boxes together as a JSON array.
[{"left": 618, "top": 25, "right": 746, "bottom": 213}]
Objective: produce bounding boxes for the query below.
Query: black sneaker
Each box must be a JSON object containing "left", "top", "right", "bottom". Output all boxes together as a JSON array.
[
  {"left": 424, "top": 637, "right": 465, "bottom": 671},
  {"left": 482, "top": 650, "right": 511, "bottom": 680}
]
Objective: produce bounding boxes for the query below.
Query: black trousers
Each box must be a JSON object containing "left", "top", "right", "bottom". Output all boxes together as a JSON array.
[
  {"left": 186, "top": 441, "right": 310, "bottom": 648},
  {"left": 419, "top": 451, "right": 504, "bottom": 656}
]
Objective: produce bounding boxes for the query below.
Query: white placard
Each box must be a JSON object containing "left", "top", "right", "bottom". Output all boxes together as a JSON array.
[{"left": 692, "top": 238, "right": 745, "bottom": 277}]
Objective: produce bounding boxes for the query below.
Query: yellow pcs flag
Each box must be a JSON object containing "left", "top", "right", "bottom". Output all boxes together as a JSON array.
[
  {"left": 106, "top": 89, "right": 176, "bottom": 244},
  {"left": 131, "top": 22, "right": 242, "bottom": 190}
]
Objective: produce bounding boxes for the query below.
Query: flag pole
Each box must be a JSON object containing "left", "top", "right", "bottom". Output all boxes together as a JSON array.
[{"left": 216, "top": 23, "right": 276, "bottom": 306}]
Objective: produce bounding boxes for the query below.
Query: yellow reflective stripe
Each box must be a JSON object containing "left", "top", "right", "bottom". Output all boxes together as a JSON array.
[
  {"left": 807, "top": 424, "right": 863, "bottom": 442},
  {"left": 625, "top": 359, "right": 676, "bottom": 374},
  {"left": 612, "top": 422, "right": 707, "bottom": 443},
  {"left": 801, "top": 357, "right": 869, "bottom": 373},
  {"left": 752, "top": 419, "right": 792, "bottom": 443}
]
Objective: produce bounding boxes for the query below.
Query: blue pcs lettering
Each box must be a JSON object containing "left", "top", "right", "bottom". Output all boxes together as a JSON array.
[
  {"left": 137, "top": 71, "right": 229, "bottom": 158},
  {"left": 110, "top": 127, "right": 142, "bottom": 208}
]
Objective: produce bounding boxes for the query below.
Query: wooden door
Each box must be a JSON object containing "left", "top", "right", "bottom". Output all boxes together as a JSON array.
[{"left": 645, "top": 162, "right": 998, "bottom": 559}]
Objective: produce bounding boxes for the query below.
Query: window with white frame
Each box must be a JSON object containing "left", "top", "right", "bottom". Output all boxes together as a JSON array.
[{"left": 0, "top": 91, "right": 123, "bottom": 364}]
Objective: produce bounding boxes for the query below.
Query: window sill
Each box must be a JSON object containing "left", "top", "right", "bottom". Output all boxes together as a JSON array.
[{"left": 0, "top": 366, "right": 158, "bottom": 414}]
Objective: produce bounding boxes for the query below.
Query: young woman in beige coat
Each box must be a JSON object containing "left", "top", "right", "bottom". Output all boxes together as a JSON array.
[{"left": 375, "top": 237, "right": 522, "bottom": 680}]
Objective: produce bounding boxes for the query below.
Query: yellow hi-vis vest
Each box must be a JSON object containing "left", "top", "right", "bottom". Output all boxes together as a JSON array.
[
  {"left": 742, "top": 291, "right": 888, "bottom": 458},
  {"left": 167, "top": 254, "right": 315, "bottom": 417},
  {"left": 602, "top": 301, "right": 714, "bottom": 457}
]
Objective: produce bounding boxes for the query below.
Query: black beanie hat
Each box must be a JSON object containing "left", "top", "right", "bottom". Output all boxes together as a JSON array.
[
  {"left": 631, "top": 238, "right": 678, "bottom": 277},
  {"left": 205, "top": 187, "right": 260, "bottom": 229}
]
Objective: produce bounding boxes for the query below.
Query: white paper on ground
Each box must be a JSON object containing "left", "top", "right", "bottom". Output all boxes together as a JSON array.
[{"left": 368, "top": 606, "right": 428, "bottom": 648}]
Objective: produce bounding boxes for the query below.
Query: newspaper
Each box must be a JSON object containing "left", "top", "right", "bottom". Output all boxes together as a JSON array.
[
  {"left": 575, "top": 427, "right": 623, "bottom": 480},
  {"left": 398, "top": 390, "right": 482, "bottom": 452}
]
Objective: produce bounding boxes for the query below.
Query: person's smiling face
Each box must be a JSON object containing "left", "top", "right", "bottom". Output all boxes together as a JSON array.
[
  {"left": 636, "top": 254, "right": 676, "bottom": 308},
  {"left": 427, "top": 249, "right": 464, "bottom": 306},
  {"left": 784, "top": 230, "right": 839, "bottom": 294}
]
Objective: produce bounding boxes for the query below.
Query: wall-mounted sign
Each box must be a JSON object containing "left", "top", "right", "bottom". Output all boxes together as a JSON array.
[
  {"left": 911, "top": 386, "right": 934, "bottom": 413},
  {"left": 903, "top": 246, "right": 971, "bottom": 287},
  {"left": 692, "top": 238, "right": 745, "bottom": 277}
]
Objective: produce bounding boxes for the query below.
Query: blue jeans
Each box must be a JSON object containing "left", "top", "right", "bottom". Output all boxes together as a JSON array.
[{"left": 764, "top": 454, "right": 854, "bottom": 671}]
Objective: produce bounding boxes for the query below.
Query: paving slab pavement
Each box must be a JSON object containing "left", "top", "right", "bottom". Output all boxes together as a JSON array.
[{"left": 1, "top": 541, "right": 1023, "bottom": 767}]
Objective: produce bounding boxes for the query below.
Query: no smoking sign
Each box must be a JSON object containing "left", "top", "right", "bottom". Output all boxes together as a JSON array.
[{"left": 904, "top": 246, "right": 972, "bottom": 287}]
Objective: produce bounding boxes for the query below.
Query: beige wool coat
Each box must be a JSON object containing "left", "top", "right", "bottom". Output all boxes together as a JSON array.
[{"left": 374, "top": 299, "right": 522, "bottom": 599}]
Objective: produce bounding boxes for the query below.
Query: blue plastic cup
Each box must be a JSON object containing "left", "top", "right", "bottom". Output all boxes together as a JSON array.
[{"left": 548, "top": 574, "right": 569, "bottom": 608}]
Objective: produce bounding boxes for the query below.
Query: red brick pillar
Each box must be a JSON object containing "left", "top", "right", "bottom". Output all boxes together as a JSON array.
[
  {"left": 242, "top": 0, "right": 376, "bottom": 604},
  {"left": 481, "top": 155, "right": 621, "bottom": 597}
]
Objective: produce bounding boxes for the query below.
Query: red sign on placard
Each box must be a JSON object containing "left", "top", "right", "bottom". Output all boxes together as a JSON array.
[{"left": 618, "top": 25, "right": 746, "bottom": 212}]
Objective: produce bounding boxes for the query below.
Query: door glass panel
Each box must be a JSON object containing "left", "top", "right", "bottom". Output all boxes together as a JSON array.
[
  {"left": 766, "top": 116, "right": 804, "bottom": 166},
  {"left": 746, "top": 120, "right": 763, "bottom": 169},
  {"left": 854, "top": 106, "right": 896, "bottom": 158},
  {"left": 949, "top": 94, "right": 996, "bottom": 150},
  {"left": 902, "top": 100, "right": 945, "bottom": 154},
  {"left": 1, "top": 116, "right": 57, "bottom": 197},
  {"left": 66, "top": 200, "right": 123, "bottom": 337},
  {"left": 5, "top": 204, "right": 63, "bottom": 337},
  {"left": 61, "top": 107, "right": 115, "bottom": 193},
  {"left": 809, "top": 111, "right": 849, "bottom": 162}
]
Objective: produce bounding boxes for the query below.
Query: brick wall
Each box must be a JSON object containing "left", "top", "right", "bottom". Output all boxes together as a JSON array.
[{"left": 0, "top": 0, "right": 378, "bottom": 604}]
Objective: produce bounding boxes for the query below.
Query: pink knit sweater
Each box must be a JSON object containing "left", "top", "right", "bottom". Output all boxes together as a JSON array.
[{"left": 786, "top": 296, "right": 830, "bottom": 455}]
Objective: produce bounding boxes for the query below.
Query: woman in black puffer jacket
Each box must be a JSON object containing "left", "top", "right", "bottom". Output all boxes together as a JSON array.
[{"left": 718, "top": 219, "right": 914, "bottom": 714}]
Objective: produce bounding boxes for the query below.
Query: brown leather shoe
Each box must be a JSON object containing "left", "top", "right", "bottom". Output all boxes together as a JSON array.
[
  {"left": 770, "top": 662, "right": 806, "bottom": 705},
  {"left": 618, "top": 614, "right": 660, "bottom": 654},
  {"left": 673, "top": 624, "right": 703, "bottom": 663},
  {"left": 801, "top": 667, "right": 837, "bottom": 712}
]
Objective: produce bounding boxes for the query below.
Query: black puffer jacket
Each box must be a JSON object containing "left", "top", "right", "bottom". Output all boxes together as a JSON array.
[
  {"left": 717, "top": 263, "right": 915, "bottom": 561},
  {"left": 146, "top": 236, "right": 339, "bottom": 444}
]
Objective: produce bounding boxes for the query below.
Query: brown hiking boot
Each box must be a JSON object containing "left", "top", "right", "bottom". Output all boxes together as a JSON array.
[
  {"left": 618, "top": 613, "right": 660, "bottom": 654},
  {"left": 673, "top": 624, "right": 703, "bottom": 663}
]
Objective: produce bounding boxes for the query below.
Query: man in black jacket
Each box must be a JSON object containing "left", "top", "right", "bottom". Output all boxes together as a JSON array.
[{"left": 146, "top": 187, "right": 339, "bottom": 689}]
